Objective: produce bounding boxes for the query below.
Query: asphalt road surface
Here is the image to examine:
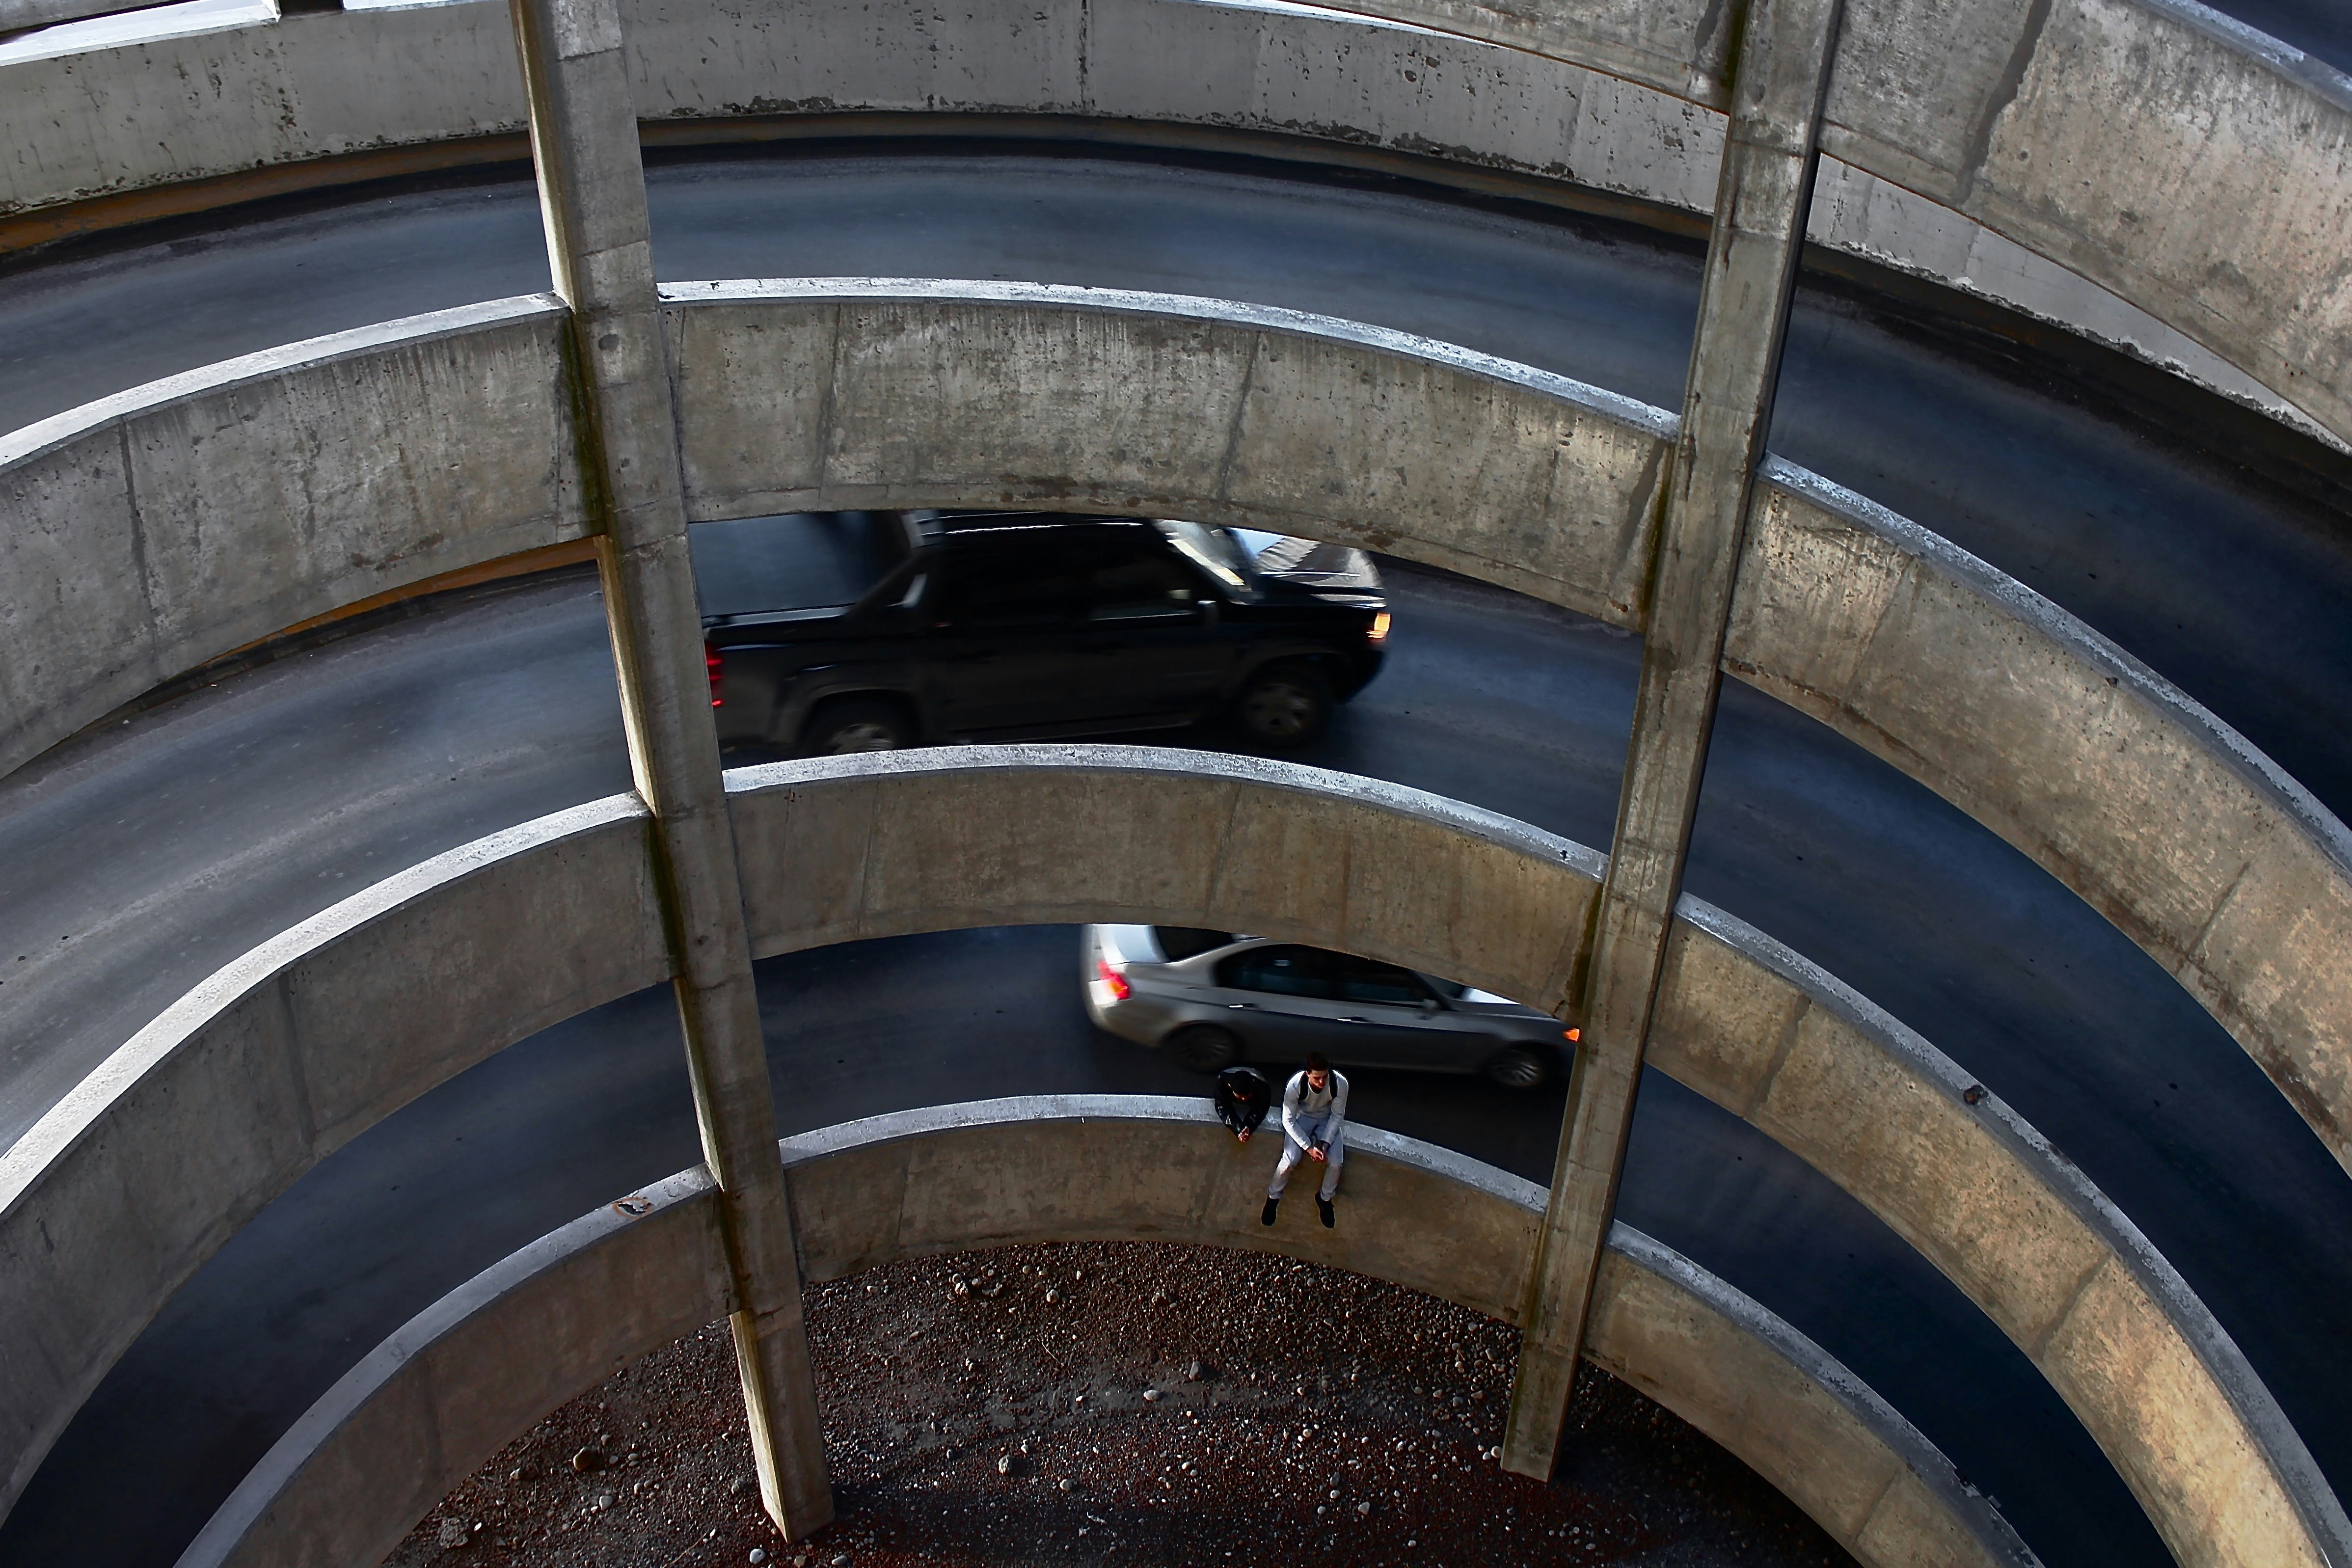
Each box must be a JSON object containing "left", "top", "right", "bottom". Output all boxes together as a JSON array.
[
  {"left": 4, "top": 153, "right": 2352, "bottom": 842},
  {"left": 2, "top": 152, "right": 2351, "bottom": 1566},
  {"left": 5, "top": 559, "right": 2329, "bottom": 1568}
]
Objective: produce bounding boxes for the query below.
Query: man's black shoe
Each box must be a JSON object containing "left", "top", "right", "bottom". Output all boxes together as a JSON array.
[
  {"left": 1318, "top": 1197, "right": 1336, "bottom": 1229},
  {"left": 1261, "top": 1198, "right": 1279, "bottom": 1227}
]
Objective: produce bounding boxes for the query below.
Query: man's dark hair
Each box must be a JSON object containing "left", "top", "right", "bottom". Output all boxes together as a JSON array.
[{"left": 1305, "top": 1052, "right": 1331, "bottom": 1074}]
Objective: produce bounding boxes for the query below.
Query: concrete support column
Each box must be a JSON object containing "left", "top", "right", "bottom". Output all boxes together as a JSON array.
[
  {"left": 505, "top": 0, "right": 833, "bottom": 1537},
  {"left": 1502, "top": 0, "right": 1845, "bottom": 1478}
]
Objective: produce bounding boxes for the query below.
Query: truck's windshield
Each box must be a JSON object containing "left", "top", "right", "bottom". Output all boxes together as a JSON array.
[{"left": 1153, "top": 519, "right": 1261, "bottom": 599}]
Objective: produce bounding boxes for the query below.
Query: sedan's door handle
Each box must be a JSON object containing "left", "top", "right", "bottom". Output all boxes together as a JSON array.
[
  {"left": 1336, "top": 1016, "right": 1370, "bottom": 1025},
  {"left": 1227, "top": 1002, "right": 1256, "bottom": 1010}
]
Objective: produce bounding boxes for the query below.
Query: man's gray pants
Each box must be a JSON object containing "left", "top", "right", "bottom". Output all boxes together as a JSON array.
[{"left": 1267, "top": 1119, "right": 1346, "bottom": 1201}]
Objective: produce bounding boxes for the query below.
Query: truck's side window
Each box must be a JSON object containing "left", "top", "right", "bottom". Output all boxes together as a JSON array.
[
  {"left": 931, "top": 549, "right": 1081, "bottom": 629},
  {"left": 1083, "top": 547, "right": 1200, "bottom": 622}
]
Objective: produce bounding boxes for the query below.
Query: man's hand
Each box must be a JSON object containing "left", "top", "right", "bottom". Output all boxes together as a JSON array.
[
  {"left": 1309, "top": 1143, "right": 1327, "bottom": 1162},
  {"left": 1237, "top": 1128, "right": 1252, "bottom": 1143}
]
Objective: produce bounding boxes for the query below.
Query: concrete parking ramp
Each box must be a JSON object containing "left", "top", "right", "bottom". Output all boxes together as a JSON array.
[
  {"left": 0, "top": 295, "right": 583, "bottom": 775},
  {"left": 1, "top": 749, "right": 2340, "bottom": 1567},
  {"left": 0, "top": 0, "right": 2337, "bottom": 441},
  {"left": 172, "top": 1098, "right": 2034, "bottom": 1568},
  {"left": 5, "top": 278, "right": 2350, "bottom": 1191}
]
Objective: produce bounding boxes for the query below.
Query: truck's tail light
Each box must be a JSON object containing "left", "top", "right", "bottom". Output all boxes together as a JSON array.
[
  {"left": 1367, "top": 611, "right": 1392, "bottom": 644},
  {"left": 1096, "top": 955, "right": 1131, "bottom": 1002},
  {"left": 706, "top": 650, "right": 724, "bottom": 707}
]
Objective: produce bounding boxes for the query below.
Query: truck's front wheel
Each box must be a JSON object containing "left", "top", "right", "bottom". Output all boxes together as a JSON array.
[{"left": 801, "top": 696, "right": 914, "bottom": 756}]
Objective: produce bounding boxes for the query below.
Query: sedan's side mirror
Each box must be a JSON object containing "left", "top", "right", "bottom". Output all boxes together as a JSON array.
[
  {"left": 1419, "top": 996, "right": 1441, "bottom": 1012},
  {"left": 1196, "top": 597, "right": 1220, "bottom": 625}
]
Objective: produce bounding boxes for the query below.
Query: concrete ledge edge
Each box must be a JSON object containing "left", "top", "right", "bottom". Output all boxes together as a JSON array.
[
  {"left": 0, "top": 294, "right": 568, "bottom": 473},
  {"left": 658, "top": 277, "right": 1682, "bottom": 440},
  {"left": 174, "top": 1096, "right": 2024, "bottom": 1568},
  {"left": 0, "top": 790, "right": 648, "bottom": 1217}
]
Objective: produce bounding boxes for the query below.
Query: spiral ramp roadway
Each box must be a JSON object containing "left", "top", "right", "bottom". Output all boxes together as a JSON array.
[{"left": 3, "top": 0, "right": 2352, "bottom": 1565}]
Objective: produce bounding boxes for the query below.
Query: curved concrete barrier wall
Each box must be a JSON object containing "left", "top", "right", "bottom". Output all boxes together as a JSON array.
[
  {"left": 0, "top": 795, "right": 666, "bottom": 1522},
  {"left": 725, "top": 747, "right": 2352, "bottom": 1568},
  {"left": 175, "top": 1099, "right": 2034, "bottom": 1568},
  {"left": 7, "top": 277, "right": 2346, "bottom": 1194},
  {"left": 1727, "top": 461, "right": 2352, "bottom": 1183},
  {"left": 1653, "top": 901, "right": 2352, "bottom": 1568},
  {"left": 1257, "top": 0, "right": 2352, "bottom": 449},
  {"left": 674, "top": 278, "right": 2352, "bottom": 1191},
  {"left": 0, "top": 295, "right": 583, "bottom": 775},
  {"left": 663, "top": 278, "right": 1671, "bottom": 633},
  {"left": 0, "top": 0, "right": 2325, "bottom": 434},
  {"left": 1, "top": 748, "right": 2337, "bottom": 1566}
]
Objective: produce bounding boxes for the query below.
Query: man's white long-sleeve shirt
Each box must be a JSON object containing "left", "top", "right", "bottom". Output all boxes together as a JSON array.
[{"left": 1281, "top": 1069, "right": 1349, "bottom": 1150}]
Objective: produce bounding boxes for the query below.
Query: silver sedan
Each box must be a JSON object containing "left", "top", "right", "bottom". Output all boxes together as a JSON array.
[{"left": 1082, "top": 925, "right": 1575, "bottom": 1089}]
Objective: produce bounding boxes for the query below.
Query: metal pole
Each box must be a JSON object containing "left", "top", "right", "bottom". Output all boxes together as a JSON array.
[
  {"left": 504, "top": 0, "right": 834, "bottom": 1534},
  {"left": 1501, "top": 0, "right": 1847, "bottom": 1478}
]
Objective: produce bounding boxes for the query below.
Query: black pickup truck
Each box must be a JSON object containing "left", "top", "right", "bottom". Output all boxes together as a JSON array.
[{"left": 693, "top": 511, "right": 1389, "bottom": 754}]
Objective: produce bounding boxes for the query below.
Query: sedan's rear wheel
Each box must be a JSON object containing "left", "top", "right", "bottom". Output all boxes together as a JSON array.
[
  {"left": 802, "top": 696, "right": 913, "bottom": 756},
  {"left": 1231, "top": 662, "right": 1333, "bottom": 748},
  {"left": 1167, "top": 1025, "right": 1243, "bottom": 1073},
  {"left": 1481, "top": 1044, "right": 1552, "bottom": 1090}
]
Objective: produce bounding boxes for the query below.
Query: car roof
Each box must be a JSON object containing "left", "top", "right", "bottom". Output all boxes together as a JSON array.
[{"left": 921, "top": 511, "right": 1153, "bottom": 544}]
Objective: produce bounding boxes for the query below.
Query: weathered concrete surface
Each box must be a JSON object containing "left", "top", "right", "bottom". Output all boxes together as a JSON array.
[
  {"left": 727, "top": 748, "right": 2350, "bottom": 1568},
  {"left": 175, "top": 1100, "right": 2032, "bottom": 1568},
  {"left": 1509, "top": 0, "right": 1844, "bottom": 1480},
  {"left": 1726, "top": 461, "right": 2352, "bottom": 1186},
  {"left": 664, "top": 278, "right": 1672, "bottom": 630},
  {"left": 0, "top": 295, "right": 585, "bottom": 779},
  {"left": 723, "top": 748, "right": 1598, "bottom": 1011},
  {"left": 1586, "top": 1228, "right": 2026, "bottom": 1568},
  {"left": 0, "top": 795, "right": 665, "bottom": 1526},
  {"left": 9, "top": 281, "right": 2347, "bottom": 1212},
  {"left": 0, "top": 751, "right": 2334, "bottom": 1560},
  {"left": 0, "top": 0, "right": 184, "bottom": 34},
  {"left": 0, "top": 0, "right": 2321, "bottom": 430},
  {"left": 1652, "top": 900, "right": 2352, "bottom": 1568},
  {"left": 177, "top": 1164, "right": 732, "bottom": 1568},
  {"left": 1818, "top": 0, "right": 2352, "bottom": 449},
  {"left": 510, "top": 0, "right": 831, "bottom": 1532}
]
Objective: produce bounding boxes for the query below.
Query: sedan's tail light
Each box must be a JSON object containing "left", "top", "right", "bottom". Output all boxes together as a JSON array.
[
  {"left": 1565, "top": 1027, "right": 1582, "bottom": 1043},
  {"left": 706, "top": 650, "right": 724, "bottom": 707},
  {"left": 1367, "top": 611, "right": 1392, "bottom": 644},
  {"left": 1096, "top": 955, "right": 1131, "bottom": 1002}
]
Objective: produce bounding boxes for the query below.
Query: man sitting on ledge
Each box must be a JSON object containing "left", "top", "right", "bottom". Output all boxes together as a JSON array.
[
  {"left": 1216, "top": 1063, "right": 1271, "bottom": 1143},
  {"left": 1262, "top": 1053, "right": 1348, "bottom": 1230}
]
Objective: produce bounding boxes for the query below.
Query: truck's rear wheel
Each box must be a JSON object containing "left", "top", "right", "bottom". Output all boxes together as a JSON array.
[
  {"left": 1231, "top": 662, "right": 1332, "bottom": 748},
  {"left": 801, "top": 696, "right": 913, "bottom": 756}
]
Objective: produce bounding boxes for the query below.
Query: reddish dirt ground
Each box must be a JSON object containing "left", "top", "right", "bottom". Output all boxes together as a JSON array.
[{"left": 389, "top": 1242, "right": 1854, "bottom": 1568}]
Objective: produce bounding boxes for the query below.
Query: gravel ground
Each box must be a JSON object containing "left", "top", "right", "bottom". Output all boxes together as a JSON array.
[{"left": 390, "top": 1243, "right": 1853, "bottom": 1568}]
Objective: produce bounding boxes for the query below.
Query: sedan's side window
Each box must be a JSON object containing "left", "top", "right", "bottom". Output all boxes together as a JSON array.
[
  {"left": 1332, "top": 954, "right": 1434, "bottom": 1006},
  {"left": 1216, "top": 946, "right": 1342, "bottom": 1000}
]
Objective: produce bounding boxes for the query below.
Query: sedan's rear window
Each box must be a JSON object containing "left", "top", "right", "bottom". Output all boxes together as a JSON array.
[{"left": 1153, "top": 927, "right": 1234, "bottom": 961}]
